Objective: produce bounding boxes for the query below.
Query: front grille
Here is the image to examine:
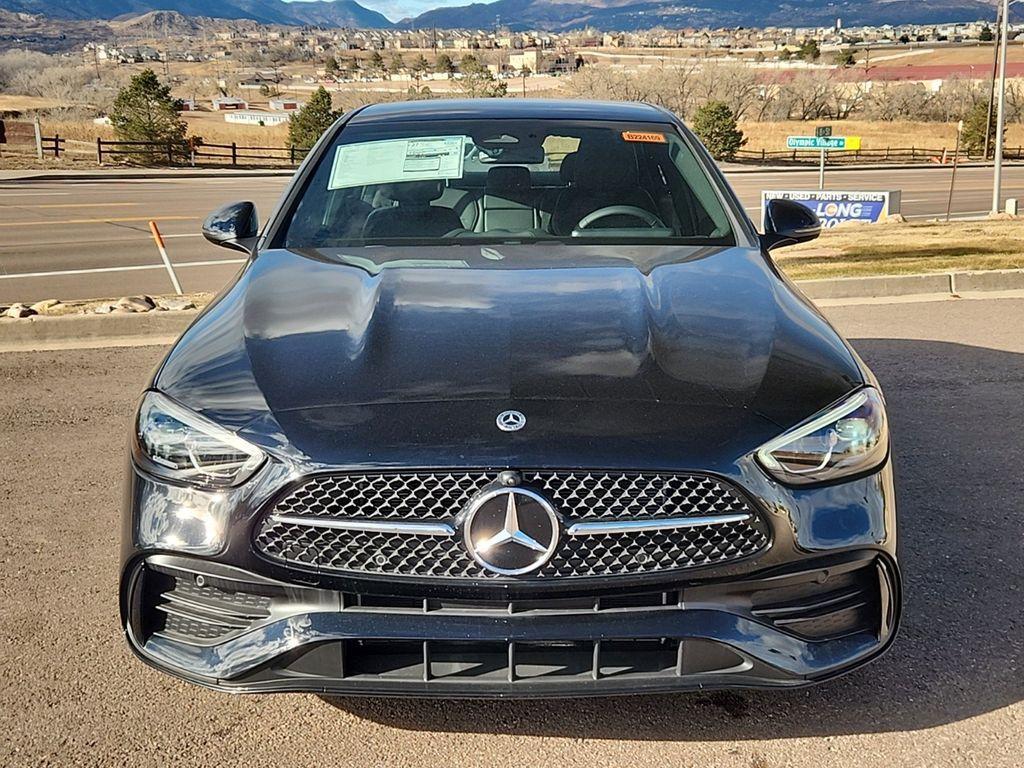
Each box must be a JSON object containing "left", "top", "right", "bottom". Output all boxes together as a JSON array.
[{"left": 254, "top": 470, "right": 769, "bottom": 579}]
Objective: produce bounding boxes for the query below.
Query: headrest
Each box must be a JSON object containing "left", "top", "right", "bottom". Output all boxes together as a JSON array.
[
  {"left": 486, "top": 166, "right": 531, "bottom": 194},
  {"left": 383, "top": 180, "right": 444, "bottom": 205},
  {"left": 559, "top": 152, "right": 578, "bottom": 184},
  {"left": 572, "top": 142, "right": 639, "bottom": 191}
]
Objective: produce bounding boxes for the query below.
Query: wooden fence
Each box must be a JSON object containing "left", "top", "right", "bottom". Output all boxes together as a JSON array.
[{"left": 95, "top": 139, "right": 310, "bottom": 167}]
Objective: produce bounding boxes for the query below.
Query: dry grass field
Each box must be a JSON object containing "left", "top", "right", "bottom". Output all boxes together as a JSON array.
[
  {"left": 738, "top": 120, "right": 1024, "bottom": 153},
  {"left": 776, "top": 218, "right": 1024, "bottom": 280}
]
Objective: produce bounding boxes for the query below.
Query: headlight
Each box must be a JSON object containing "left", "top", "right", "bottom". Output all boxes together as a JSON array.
[
  {"left": 756, "top": 387, "right": 888, "bottom": 486},
  {"left": 134, "top": 391, "right": 265, "bottom": 489}
]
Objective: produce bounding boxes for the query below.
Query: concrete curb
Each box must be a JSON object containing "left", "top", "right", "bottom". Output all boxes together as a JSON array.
[
  {"left": 0, "top": 309, "right": 198, "bottom": 351},
  {"left": 3, "top": 270, "right": 1023, "bottom": 350},
  {"left": 796, "top": 268, "right": 1024, "bottom": 300}
]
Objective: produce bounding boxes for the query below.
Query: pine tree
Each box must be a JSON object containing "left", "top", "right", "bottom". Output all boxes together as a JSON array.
[
  {"left": 436, "top": 53, "right": 455, "bottom": 75},
  {"left": 109, "top": 69, "right": 187, "bottom": 164},
  {"left": 288, "top": 87, "right": 340, "bottom": 150},
  {"left": 692, "top": 101, "right": 746, "bottom": 161}
]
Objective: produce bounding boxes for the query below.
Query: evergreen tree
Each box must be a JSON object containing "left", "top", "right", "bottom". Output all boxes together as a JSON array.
[
  {"left": 413, "top": 54, "right": 431, "bottom": 73},
  {"left": 109, "top": 69, "right": 187, "bottom": 164},
  {"left": 692, "top": 101, "right": 746, "bottom": 161},
  {"left": 961, "top": 100, "right": 1000, "bottom": 158},
  {"left": 288, "top": 87, "right": 340, "bottom": 150},
  {"left": 436, "top": 53, "right": 456, "bottom": 75}
]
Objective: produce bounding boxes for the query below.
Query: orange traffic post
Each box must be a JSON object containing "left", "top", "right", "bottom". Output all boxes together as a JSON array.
[{"left": 148, "top": 220, "right": 183, "bottom": 295}]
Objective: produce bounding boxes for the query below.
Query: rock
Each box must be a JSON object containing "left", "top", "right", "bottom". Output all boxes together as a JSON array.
[
  {"left": 115, "top": 295, "right": 156, "bottom": 313},
  {"left": 882, "top": 213, "right": 907, "bottom": 224},
  {"left": 156, "top": 298, "right": 196, "bottom": 312},
  {"left": 5, "top": 303, "right": 37, "bottom": 319},
  {"left": 93, "top": 304, "right": 116, "bottom": 314},
  {"left": 30, "top": 298, "right": 61, "bottom": 313}
]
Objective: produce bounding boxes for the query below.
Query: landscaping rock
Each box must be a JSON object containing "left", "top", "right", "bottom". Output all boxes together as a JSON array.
[
  {"left": 156, "top": 298, "right": 197, "bottom": 312},
  {"left": 93, "top": 304, "right": 116, "bottom": 314},
  {"left": 115, "top": 295, "right": 156, "bottom": 313},
  {"left": 5, "top": 303, "right": 37, "bottom": 319},
  {"left": 30, "top": 299, "right": 61, "bottom": 314}
]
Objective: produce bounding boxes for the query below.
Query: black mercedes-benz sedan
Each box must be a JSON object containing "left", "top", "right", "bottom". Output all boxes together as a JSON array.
[{"left": 120, "top": 99, "right": 899, "bottom": 697}]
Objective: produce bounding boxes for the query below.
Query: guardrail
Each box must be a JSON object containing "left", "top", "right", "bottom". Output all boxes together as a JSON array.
[
  {"left": 95, "top": 138, "right": 309, "bottom": 167},
  {"left": 733, "top": 146, "right": 1024, "bottom": 165}
]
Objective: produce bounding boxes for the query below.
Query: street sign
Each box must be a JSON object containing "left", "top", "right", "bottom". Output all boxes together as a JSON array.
[
  {"left": 786, "top": 135, "right": 862, "bottom": 150},
  {"left": 761, "top": 190, "right": 902, "bottom": 228},
  {"left": 815, "top": 125, "right": 833, "bottom": 138}
]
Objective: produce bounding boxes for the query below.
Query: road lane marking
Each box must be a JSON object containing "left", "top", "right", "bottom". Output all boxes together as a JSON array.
[
  {"left": 0, "top": 215, "right": 195, "bottom": 227},
  {"left": 3, "top": 202, "right": 141, "bottom": 209},
  {"left": 0, "top": 258, "right": 245, "bottom": 280}
]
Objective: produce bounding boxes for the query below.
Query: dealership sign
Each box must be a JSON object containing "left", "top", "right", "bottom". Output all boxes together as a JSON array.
[{"left": 761, "top": 190, "right": 902, "bottom": 228}]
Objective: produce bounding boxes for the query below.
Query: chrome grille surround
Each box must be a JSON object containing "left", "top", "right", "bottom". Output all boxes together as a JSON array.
[{"left": 254, "top": 470, "right": 770, "bottom": 579}]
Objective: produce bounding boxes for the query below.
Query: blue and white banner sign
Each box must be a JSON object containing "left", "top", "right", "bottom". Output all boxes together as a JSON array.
[{"left": 761, "top": 190, "right": 901, "bottom": 228}]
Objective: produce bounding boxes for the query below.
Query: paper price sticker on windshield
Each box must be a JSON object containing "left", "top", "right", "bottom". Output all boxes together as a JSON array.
[
  {"left": 621, "top": 131, "right": 666, "bottom": 144},
  {"left": 329, "top": 136, "right": 466, "bottom": 190}
]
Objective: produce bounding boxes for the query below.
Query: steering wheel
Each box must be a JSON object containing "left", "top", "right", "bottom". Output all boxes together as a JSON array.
[{"left": 576, "top": 205, "right": 666, "bottom": 230}]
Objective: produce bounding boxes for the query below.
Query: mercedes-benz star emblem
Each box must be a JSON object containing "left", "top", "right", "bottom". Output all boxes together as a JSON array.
[
  {"left": 462, "top": 487, "right": 559, "bottom": 576},
  {"left": 496, "top": 409, "right": 526, "bottom": 432}
]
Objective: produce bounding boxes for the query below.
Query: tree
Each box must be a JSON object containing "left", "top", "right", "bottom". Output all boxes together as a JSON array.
[
  {"left": 288, "top": 86, "right": 340, "bottom": 149},
  {"left": 413, "top": 54, "right": 431, "bottom": 73},
  {"left": 109, "top": 69, "right": 187, "bottom": 164},
  {"left": 691, "top": 101, "right": 746, "bottom": 161},
  {"left": 797, "top": 38, "right": 821, "bottom": 61},
  {"left": 459, "top": 53, "right": 483, "bottom": 73},
  {"left": 388, "top": 53, "right": 404, "bottom": 74},
  {"left": 368, "top": 50, "right": 384, "bottom": 73},
  {"left": 436, "top": 53, "right": 455, "bottom": 75},
  {"left": 325, "top": 56, "right": 339, "bottom": 74},
  {"left": 961, "top": 100, "right": 1000, "bottom": 157},
  {"left": 834, "top": 49, "right": 856, "bottom": 67},
  {"left": 980, "top": 25, "right": 994, "bottom": 43}
]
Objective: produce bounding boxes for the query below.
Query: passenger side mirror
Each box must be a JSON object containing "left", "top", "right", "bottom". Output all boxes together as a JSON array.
[
  {"left": 202, "top": 201, "right": 259, "bottom": 254},
  {"left": 761, "top": 198, "right": 821, "bottom": 252}
]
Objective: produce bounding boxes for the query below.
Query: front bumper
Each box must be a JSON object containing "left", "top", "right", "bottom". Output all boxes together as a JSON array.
[{"left": 122, "top": 549, "right": 900, "bottom": 697}]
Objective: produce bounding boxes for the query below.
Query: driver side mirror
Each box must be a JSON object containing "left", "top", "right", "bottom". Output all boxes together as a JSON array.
[
  {"left": 761, "top": 198, "right": 821, "bottom": 252},
  {"left": 202, "top": 201, "right": 259, "bottom": 254}
]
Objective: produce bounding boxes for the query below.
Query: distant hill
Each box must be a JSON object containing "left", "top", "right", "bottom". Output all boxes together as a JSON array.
[
  {"left": 407, "top": 0, "right": 1004, "bottom": 32},
  {"left": 0, "top": 0, "right": 394, "bottom": 28}
]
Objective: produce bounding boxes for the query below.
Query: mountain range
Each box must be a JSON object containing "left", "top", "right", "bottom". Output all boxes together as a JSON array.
[{"left": 0, "top": 0, "right": 1006, "bottom": 32}]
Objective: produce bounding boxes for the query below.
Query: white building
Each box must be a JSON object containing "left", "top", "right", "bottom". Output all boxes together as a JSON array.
[{"left": 224, "top": 111, "right": 291, "bottom": 126}]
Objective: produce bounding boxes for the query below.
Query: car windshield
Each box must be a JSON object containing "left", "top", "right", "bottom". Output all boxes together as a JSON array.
[{"left": 275, "top": 118, "right": 736, "bottom": 249}]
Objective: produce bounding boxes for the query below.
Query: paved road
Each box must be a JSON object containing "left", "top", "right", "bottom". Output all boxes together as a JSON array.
[
  {"left": 0, "top": 295, "right": 1021, "bottom": 767},
  {"left": 1, "top": 164, "right": 1022, "bottom": 303}
]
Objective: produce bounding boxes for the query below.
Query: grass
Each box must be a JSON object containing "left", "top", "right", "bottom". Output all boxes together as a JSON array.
[
  {"left": 738, "top": 120, "right": 1024, "bottom": 154},
  {"left": 775, "top": 219, "right": 1024, "bottom": 280}
]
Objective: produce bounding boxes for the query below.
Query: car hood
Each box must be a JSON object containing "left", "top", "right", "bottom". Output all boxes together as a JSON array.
[{"left": 155, "top": 245, "right": 863, "bottom": 471}]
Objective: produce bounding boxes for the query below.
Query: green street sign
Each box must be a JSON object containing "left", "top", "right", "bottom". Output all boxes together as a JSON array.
[
  {"left": 816, "top": 125, "right": 833, "bottom": 138},
  {"left": 787, "top": 135, "right": 862, "bottom": 150}
]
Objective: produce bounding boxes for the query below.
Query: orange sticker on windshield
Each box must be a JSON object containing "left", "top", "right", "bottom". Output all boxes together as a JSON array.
[{"left": 621, "top": 131, "right": 667, "bottom": 144}]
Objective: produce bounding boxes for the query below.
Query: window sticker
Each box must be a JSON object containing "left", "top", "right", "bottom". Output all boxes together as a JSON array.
[
  {"left": 328, "top": 136, "right": 467, "bottom": 190},
  {"left": 621, "top": 131, "right": 667, "bottom": 144}
]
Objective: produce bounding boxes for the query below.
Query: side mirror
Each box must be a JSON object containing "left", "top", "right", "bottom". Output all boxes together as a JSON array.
[
  {"left": 761, "top": 198, "right": 821, "bottom": 252},
  {"left": 202, "top": 201, "right": 259, "bottom": 254}
]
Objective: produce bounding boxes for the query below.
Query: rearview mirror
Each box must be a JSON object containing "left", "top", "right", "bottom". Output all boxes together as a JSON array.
[
  {"left": 761, "top": 198, "right": 821, "bottom": 252},
  {"left": 202, "top": 201, "right": 259, "bottom": 254}
]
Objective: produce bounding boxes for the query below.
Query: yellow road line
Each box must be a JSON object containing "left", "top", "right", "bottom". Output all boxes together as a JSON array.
[
  {"left": 0, "top": 215, "right": 195, "bottom": 227},
  {"left": 7, "top": 202, "right": 141, "bottom": 209}
]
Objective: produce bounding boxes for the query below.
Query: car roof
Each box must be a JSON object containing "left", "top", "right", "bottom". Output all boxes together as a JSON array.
[{"left": 347, "top": 99, "right": 674, "bottom": 125}]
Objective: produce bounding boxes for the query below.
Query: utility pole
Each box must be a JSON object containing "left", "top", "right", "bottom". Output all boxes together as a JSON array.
[
  {"left": 992, "top": 0, "right": 1010, "bottom": 215},
  {"left": 984, "top": 0, "right": 1002, "bottom": 162},
  {"left": 946, "top": 120, "right": 963, "bottom": 222}
]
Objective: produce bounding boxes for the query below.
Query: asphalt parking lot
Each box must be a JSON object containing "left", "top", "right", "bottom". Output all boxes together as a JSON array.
[{"left": 0, "top": 295, "right": 1021, "bottom": 767}]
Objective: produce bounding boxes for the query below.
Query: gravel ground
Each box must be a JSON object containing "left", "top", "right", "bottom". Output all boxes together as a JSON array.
[{"left": 0, "top": 296, "right": 1021, "bottom": 767}]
